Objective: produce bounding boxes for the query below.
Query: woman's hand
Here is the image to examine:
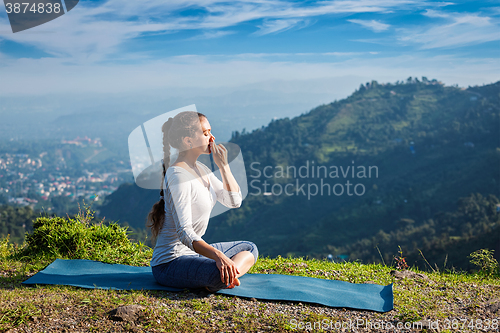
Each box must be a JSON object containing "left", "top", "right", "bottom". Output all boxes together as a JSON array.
[
  {"left": 209, "top": 138, "right": 240, "bottom": 193},
  {"left": 192, "top": 240, "right": 241, "bottom": 289},
  {"left": 210, "top": 141, "right": 229, "bottom": 169},
  {"left": 215, "top": 252, "right": 240, "bottom": 288}
]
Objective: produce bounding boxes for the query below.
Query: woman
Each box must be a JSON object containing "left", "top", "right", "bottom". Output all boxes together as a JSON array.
[{"left": 147, "top": 111, "right": 258, "bottom": 292}]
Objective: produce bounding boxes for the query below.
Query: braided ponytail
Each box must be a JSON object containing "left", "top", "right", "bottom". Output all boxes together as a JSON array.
[
  {"left": 146, "top": 118, "right": 173, "bottom": 244},
  {"left": 146, "top": 112, "right": 205, "bottom": 244}
]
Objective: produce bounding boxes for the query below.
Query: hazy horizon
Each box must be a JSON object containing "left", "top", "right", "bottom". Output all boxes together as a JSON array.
[{"left": 1, "top": 0, "right": 499, "bottom": 142}]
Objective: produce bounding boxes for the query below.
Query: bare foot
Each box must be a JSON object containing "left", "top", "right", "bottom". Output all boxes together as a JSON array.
[{"left": 226, "top": 277, "right": 240, "bottom": 289}]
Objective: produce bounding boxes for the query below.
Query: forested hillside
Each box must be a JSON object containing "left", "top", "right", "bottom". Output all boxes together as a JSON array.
[
  {"left": 98, "top": 78, "right": 499, "bottom": 271},
  {"left": 0, "top": 205, "right": 35, "bottom": 245}
]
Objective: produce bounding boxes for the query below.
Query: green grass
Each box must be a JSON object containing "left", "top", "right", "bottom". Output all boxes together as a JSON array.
[
  {"left": 10, "top": 206, "right": 152, "bottom": 269},
  {"left": 1, "top": 209, "right": 499, "bottom": 332},
  {"left": 252, "top": 255, "right": 500, "bottom": 321},
  {"left": 1, "top": 252, "right": 499, "bottom": 332}
]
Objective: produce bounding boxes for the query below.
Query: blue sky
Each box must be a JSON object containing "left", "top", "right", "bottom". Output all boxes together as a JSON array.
[{"left": 0, "top": 0, "right": 499, "bottom": 138}]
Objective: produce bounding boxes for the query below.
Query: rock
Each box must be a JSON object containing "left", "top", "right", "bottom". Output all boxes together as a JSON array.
[
  {"left": 484, "top": 299, "right": 500, "bottom": 313},
  {"left": 109, "top": 304, "right": 145, "bottom": 322},
  {"left": 390, "top": 270, "right": 430, "bottom": 281}
]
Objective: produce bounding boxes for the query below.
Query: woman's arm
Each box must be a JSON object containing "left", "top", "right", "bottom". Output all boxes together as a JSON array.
[
  {"left": 210, "top": 142, "right": 240, "bottom": 192},
  {"left": 205, "top": 166, "right": 242, "bottom": 208},
  {"left": 192, "top": 239, "right": 240, "bottom": 288},
  {"left": 219, "top": 164, "right": 240, "bottom": 192}
]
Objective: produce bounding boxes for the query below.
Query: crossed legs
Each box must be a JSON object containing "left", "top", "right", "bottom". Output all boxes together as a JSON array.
[
  {"left": 151, "top": 241, "right": 258, "bottom": 292},
  {"left": 231, "top": 250, "right": 256, "bottom": 278},
  {"left": 222, "top": 250, "right": 256, "bottom": 288}
]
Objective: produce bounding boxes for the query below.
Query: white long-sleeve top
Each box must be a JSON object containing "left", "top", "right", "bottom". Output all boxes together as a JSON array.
[{"left": 150, "top": 161, "right": 242, "bottom": 267}]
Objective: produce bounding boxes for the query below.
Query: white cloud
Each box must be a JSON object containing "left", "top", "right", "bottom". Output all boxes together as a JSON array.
[
  {"left": 190, "top": 30, "right": 236, "bottom": 40},
  {"left": 422, "top": 9, "right": 451, "bottom": 19},
  {"left": 0, "top": 0, "right": 443, "bottom": 61},
  {"left": 489, "top": 7, "right": 500, "bottom": 16},
  {"left": 0, "top": 52, "right": 497, "bottom": 97},
  {"left": 297, "top": 52, "right": 364, "bottom": 56},
  {"left": 348, "top": 19, "right": 390, "bottom": 32},
  {"left": 398, "top": 10, "right": 500, "bottom": 49},
  {"left": 253, "top": 18, "right": 308, "bottom": 35},
  {"left": 176, "top": 51, "right": 369, "bottom": 58},
  {"left": 1, "top": 51, "right": 497, "bottom": 141}
]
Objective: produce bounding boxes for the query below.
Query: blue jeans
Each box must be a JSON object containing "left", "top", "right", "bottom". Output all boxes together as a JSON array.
[{"left": 151, "top": 241, "right": 258, "bottom": 292}]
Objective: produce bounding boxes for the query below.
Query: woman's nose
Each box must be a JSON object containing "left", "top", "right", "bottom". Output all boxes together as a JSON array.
[{"left": 209, "top": 134, "right": 215, "bottom": 142}]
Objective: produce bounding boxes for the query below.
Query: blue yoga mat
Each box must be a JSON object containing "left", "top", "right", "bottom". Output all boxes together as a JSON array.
[{"left": 23, "top": 259, "right": 393, "bottom": 312}]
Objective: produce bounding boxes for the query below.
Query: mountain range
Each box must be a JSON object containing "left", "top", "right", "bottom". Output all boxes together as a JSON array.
[{"left": 99, "top": 78, "right": 500, "bottom": 271}]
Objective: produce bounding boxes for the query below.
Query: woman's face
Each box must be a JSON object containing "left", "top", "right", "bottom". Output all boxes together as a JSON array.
[{"left": 191, "top": 117, "right": 214, "bottom": 154}]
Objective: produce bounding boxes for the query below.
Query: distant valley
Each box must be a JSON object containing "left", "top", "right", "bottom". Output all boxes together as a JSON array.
[{"left": 99, "top": 78, "right": 500, "bottom": 271}]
